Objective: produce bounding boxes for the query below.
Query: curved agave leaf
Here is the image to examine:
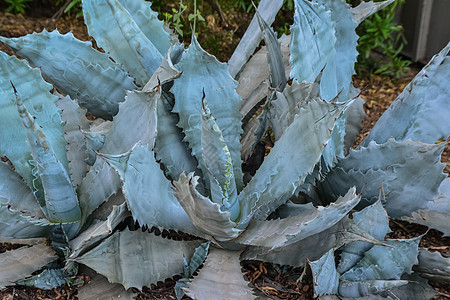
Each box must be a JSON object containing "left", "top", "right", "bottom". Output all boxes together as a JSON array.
[
  {"left": 0, "top": 52, "right": 68, "bottom": 200},
  {"left": 242, "top": 216, "right": 384, "bottom": 268},
  {"left": 154, "top": 92, "right": 198, "bottom": 181},
  {"left": 15, "top": 89, "right": 81, "bottom": 223},
  {"left": 238, "top": 98, "right": 347, "bottom": 226},
  {"left": 74, "top": 229, "right": 199, "bottom": 290},
  {"left": 402, "top": 178, "right": 450, "bottom": 236},
  {"left": 0, "top": 30, "right": 136, "bottom": 119},
  {"left": 290, "top": 0, "right": 337, "bottom": 101},
  {"left": 56, "top": 93, "right": 90, "bottom": 187},
  {"left": 82, "top": 0, "right": 168, "bottom": 85},
  {"left": 233, "top": 187, "right": 360, "bottom": 249},
  {"left": 228, "top": 0, "right": 283, "bottom": 78},
  {"left": 171, "top": 36, "right": 243, "bottom": 192},
  {"left": 338, "top": 279, "right": 409, "bottom": 298},
  {"left": 0, "top": 161, "right": 43, "bottom": 218},
  {"left": 363, "top": 43, "right": 450, "bottom": 146},
  {"left": 183, "top": 248, "right": 256, "bottom": 300},
  {"left": 69, "top": 203, "right": 130, "bottom": 259},
  {"left": 337, "top": 200, "right": 391, "bottom": 274},
  {"left": 82, "top": 121, "right": 112, "bottom": 166},
  {"left": 0, "top": 244, "right": 57, "bottom": 288},
  {"left": 415, "top": 248, "right": 450, "bottom": 282},
  {"left": 0, "top": 204, "right": 55, "bottom": 238},
  {"left": 384, "top": 273, "right": 438, "bottom": 300},
  {"left": 201, "top": 101, "right": 239, "bottom": 220},
  {"left": 172, "top": 173, "right": 242, "bottom": 241},
  {"left": 342, "top": 237, "right": 421, "bottom": 281},
  {"left": 343, "top": 92, "right": 366, "bottom": 153},
  {"left": 77, "top": 267, "right": 136, "bottom": 300},
  {"left": 240, "top": 107, "right": 269, "bottom": 162},
  {"left": 350, "top": 0, "right": 396, "bottom": 25},
  {"left": 17, "top": 268, "right": 67, "bottom": 290},
  {"left": 320, "top": 139, "right": 446, "bottom": 218},
  {"left": 308, "top": 249, "right": 339, "bottom": 297},
  {"left": 101, "top": 146, "right": 203, "bottom": 237}
]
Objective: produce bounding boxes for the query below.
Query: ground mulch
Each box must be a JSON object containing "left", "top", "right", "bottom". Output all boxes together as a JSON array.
[{"left": 0, "top": 5, "right": 449, "bottom": 300}]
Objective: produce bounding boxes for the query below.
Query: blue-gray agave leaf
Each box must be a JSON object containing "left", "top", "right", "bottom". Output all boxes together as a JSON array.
[
  {"left": 363, "top": 43, "right": 450, "bottom": 146},
  {"left": 402, "top": 178, "right": 450, "bottom": 236},
  {"left": 342, "top": 237, "right": 421, "bottom": 281},
  {"left": 0, "top": 30, "right": 136, "bottom": 119},
  {"left": 0, "top": 244, "right": 57, "bottom": 289},
  {"left": 233, "top": 187, "right": 360, "bottom": 249},
  {"left": 100, "top": 146, "right": 203, "bottom": 237},
  {"left": 290, "top": 0, "right": 337, "bottom": 101},
  {"left": 15, "top": 88, "right": 81, "bottom": 223},
  {"left": 56, "top": 93, "right": 90, "bottom": 187},
  {"left": 343, "top": 91, "right": 366, "bottom": 154},
  {"left": 17, "top": 268, "right": 67, "bottom": 290},
  {"left": 415, "top": 248, "right": 450, "bottom": 282},
  {"left": 338, "top": 279, "right": 409, "bottom": 298},
  {"left": 172, "top": 173, "right": 242, "bottom": 241},
  {"left": 183, "top": 248, "right": 257, "bottom": 300},
  {"left": 171, "top": 36, "right": 243, "bottom": 192},
  {"left": 74, "top": 229, "right": 200, "bottom": 290},
  {"left": 350, "top": 0, "right": 396, "bottom": 25},
  {"left": 308, "top": 249, "right": 339, "bottom": 297},
  {"left": 337, "top": 200, "right": 391, "bottom": 274},
  {"left": 255, "top": 11, "right": 286, "bottom": 91},
  {"left": 201, "top": 100, "right": 239, "bottom": 220},
  {"left": 237, "top": 98, "right": 348, "bottom": 226},
  {"left": 0, "top": 204, "right": 55, "bottom": 239},
  {"left": 0, "top": 52, "right": 69, "bottom": 201},
  {"left": 82, "top": 0, "right": 169, "bottom": 86},
  {"left": 228, "top": 0, "right": 283, "bottom": 78},
  {"left": 319, "top": 139, "right": 446, "bottom": 218},
  {"left": 0, "top": 161, "right": 44, "bottom": 218},
  {"left": 184, "top": 242, "right": 210, "bottom": 279}
]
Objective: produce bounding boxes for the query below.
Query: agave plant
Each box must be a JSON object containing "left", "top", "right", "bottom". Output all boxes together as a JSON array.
[{"left": 0, "top": 0, "right": 449, "bottom": 299}]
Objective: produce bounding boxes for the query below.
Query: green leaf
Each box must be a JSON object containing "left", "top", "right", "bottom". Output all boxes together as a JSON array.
[
  {"left": 0, "top": 244, "right": 57, "bottom": 289},
  {"left": 75, "top": 229, "right": 200, "bottom": 290},
  {"left": 0, "top": 30, "right": 136, "bottom": 119}
]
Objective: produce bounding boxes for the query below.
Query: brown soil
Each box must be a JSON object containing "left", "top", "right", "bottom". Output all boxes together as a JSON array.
[{"left": 0, "top": 4, "right": 449, "bottom": 300}]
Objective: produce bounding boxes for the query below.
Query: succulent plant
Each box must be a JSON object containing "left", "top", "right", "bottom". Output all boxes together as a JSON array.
[{"left": 0, "top": 0, "right": 449, "bottom": 299}]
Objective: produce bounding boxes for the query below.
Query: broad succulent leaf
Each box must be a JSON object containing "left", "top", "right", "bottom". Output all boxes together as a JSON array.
[
  {"left": 56, "top": 93, "right": 90, "bottom": 187},
  {"left": 343, "top": 93, "right": 366, "bottom": 153},
  {"left": 0, "top": 204, "right": 54, "bottom": 238},
  {"left": 77, "top": 267, "right": 136, "bottom": 300},
  {"left": 171, "top": 36, "right": 243, "bottom": 192},
  {"left": 290, "top": 0, "right": 337, "bottom": 101},
  {"left": 228, "top": 0, "right": 283, "bottom": 78},
  {"left": 75, "top": 229, "right": 200, "bottom": 290},
  {"left": 342, "top": 237, "right": 421, "bottom": 281},
  {"left": 201, "top": 101, "right": 239, "bottom": 220},
  {"left": 82, "top": 0, "right": 169, "bottom": 85},
  {"left": 415, "top": 248, "right": 450, "bottom": 282},
  {"left": 338, "top": 279, "right": 409, "bottom": 298},
  {"left": 402, "top": 178, "right": 450, "bottom": 236},
  {"left": 0, "top": 161, "right": 44, "bottom": 218},
  {"left": 309, "top": 249, "right": 339, "bottom": 297},
  {"left": 0, "top": 244, "right": 57, "bottom": 288},
  {"left": 100, "top": 146, "right": 203, "bottom": 237},
  {"left": 320, "top": 139, "right": 446, "bottom": 218},
  {"left": 183, "top": 248, "right": 256, "bottom": 300},
  {"left": 0, "top": 52, "right": 69, "bottom": 199},
  {"left": 237, "top": 98, "right": 348, "bottom": 226},
  {"left": 350, "top": 0, "right": 396, "bottom": 25},
  {"left": 256, "top": 12, "right": 286, "bottom": 91},
  {"left": 0, "top": 30, "right": 136, "bottom": 119},
  {"left": 184, "top": 242, "right": 210, "bottom": 279},
  {"left": 242, "top": 216, "right": 384, "bottom": 267},
  {"left": 233, "top": 187, "right": 360, "bottom": 248},
  {"left": 383, "top": 274, "right": 438, "bottom": 300},
  {"left": 240, "top": 108, "right": 269, "bottom": 162},
  {"left": 82, "top": 121, "right": 112, "bottom": 166},
  {"left": 154, "top": 91, "right": 199, "bottom": 181},
  {"left": 17, "top": 268, "right": 67, "bottom": 290},
  {"left": 337, "top": 200, "right": 391, "bottom": 274},
  {"left": 15, "top": 89, "right": 81, "bottom": 223},
  {"left": 363, "top": 43, "right": 450, "bottom": 146},
  {"left": 69, "top": 203, "right": 130, "bottom": 259},
  {"left": 173, "top": 173, "right": 242, "bottom": 241}
]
